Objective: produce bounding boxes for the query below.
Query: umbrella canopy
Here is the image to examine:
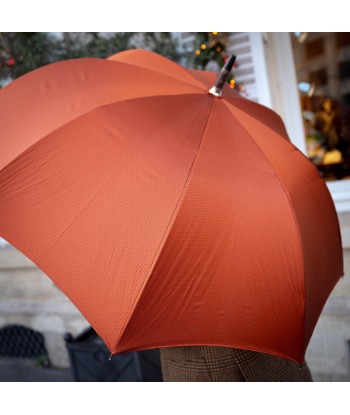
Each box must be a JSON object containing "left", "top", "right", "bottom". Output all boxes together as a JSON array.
[{"left": 0, "top": 49, "right": 343, "bottom": 363}]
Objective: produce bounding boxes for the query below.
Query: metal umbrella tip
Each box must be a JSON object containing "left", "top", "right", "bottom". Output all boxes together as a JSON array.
[{"left": 209, "top": 54, "right": 237, "bottom": 97}]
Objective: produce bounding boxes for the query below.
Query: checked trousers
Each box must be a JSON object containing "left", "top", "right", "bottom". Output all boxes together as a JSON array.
[{"left": 160, "top": 346, "right": 313, "bottom": 382}]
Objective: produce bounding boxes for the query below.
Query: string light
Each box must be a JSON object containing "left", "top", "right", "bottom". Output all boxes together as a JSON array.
[
  {"left": 201, "top": 44, "right": 207, "bottom": 50},
  {"left": 195, "top": 50, "right": 201, "bottom": 55}
]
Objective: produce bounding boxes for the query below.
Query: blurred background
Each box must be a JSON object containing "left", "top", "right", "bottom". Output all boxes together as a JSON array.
[{"left": 1, "top": 32, "right": 350, "bottom": 381}]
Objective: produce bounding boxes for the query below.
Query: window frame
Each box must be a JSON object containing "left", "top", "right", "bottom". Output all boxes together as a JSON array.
[{"left": 259, "top": 32, "right": 350, "bottom": 213}]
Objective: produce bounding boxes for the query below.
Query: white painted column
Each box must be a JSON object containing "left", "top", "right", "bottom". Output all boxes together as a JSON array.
[{"left": 263, "top": 32, "right": 307, "bottom": 154}]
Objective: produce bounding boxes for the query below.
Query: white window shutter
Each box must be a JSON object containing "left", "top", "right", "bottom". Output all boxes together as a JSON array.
[{"left": 227, "top": 32, "right": 273, "bottom": 107}]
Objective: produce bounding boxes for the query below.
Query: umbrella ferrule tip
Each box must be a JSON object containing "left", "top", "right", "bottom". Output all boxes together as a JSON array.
[{"left": 208, "top": 86, "right": 222, "bottom": 97}]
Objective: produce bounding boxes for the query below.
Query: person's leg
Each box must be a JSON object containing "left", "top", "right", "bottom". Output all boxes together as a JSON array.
[
  {"left": 160, "top": 346, "right": 313, "bottom": 382},
  {"left": 160, "top": 346, "right": 244, "bottom": 381},
  {"left": 230, "top": 348, "right": 313, "bottom": 382}
]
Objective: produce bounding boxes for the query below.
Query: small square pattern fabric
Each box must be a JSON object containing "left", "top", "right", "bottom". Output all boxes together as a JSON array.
[{"left": 160, "top": 346, "right": 313, "bottom": 382}]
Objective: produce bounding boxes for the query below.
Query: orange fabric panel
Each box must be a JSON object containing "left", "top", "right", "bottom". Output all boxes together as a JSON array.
[
  {"left": 224, "top": 95, "right": 291, "bottom": 141},
  {"left": 108, "top": 49, "right": 207, "bottom": 90},
  {"left": 223, "top": 100, "right": 344, "bottom": 353},
  {"left": 0, "top": 93, "right": 212, "bottom": 350},
  {"left": 0, "top": 57, "right": 200, "bottom": 173},
  {"left": 188, "top": 69, "right": 217, "bottom": 89},
  {"left": 117, "top": 100, "right": 306, "bottom": 361}
]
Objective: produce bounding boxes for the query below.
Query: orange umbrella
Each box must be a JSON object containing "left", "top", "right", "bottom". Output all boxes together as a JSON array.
[{"left": 0, "top": 49, "right": 343, "bottom": 363}]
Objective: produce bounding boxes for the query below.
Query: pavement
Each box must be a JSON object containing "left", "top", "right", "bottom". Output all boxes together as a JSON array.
[{"left": 0, "top": 357, "right": 73, "bottom": 382}]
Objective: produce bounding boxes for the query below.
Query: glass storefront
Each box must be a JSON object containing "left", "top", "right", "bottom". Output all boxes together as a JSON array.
[{"left": 291, "top": 33, "right": 350, "bottom": 181}]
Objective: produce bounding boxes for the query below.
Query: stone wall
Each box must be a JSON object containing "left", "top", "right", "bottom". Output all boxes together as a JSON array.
[
  {"left": 0, "top": 246, "right": 88, "bottom": 368},
  {"left": 1, "top": 212, "right": 350, "bottom": 377}
]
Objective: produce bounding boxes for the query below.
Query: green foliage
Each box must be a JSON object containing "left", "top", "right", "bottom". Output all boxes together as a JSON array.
[
  {"left": 0, "top": 32, "right": 241, "bottom": 91},
  {"left": 0, "top": 32, "right": 60, "bottom": 80},
  {"left": 142, "top": 32, "right": 180, "bottom": 62},
  {"left": 57, "top": 32, "right": 136, "bottom": 60},
  {"left": 193, "top": 32, "right": 228, "bottom": 70},
  {"left": 0, "top": 32, "right": 181, "bottom": 84},
  {"left": 191, "top": 32, "right": 240, "bottom": 90},
  {"left": 35, "top": 354, "right": 50, "bottom": 368}
]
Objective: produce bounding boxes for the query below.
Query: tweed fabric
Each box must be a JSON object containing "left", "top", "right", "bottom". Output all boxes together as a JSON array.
[{"left": 160, "top": 346, "right": 313, "bottom": 382}]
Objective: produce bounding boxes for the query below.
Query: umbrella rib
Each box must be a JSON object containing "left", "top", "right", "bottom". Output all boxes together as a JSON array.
[
  {"left": 0, "top": 92, "right": 203, "bottom": 178},
  {"left": 222, "top": 100, "right": 306, "bottom": 358},
  {"left": 105, "top": 57, "right": 208, "bottom": 92},
  {"left": 183, "top": 68, "right": 218, "bottom": 90},
  {"left": 222, "top": 97, "right": 290, "bottom": 142},
  {"left": 112, "top": 98, "right": 216, "bottom": 354},
  {"left": 41, "top": 93, "right": 201, "bottom": 252}
]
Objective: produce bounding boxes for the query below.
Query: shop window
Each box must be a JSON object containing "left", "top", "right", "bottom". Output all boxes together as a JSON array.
[
  {"left": 292, "top": 33, "right": 350, "bottom": 181},
  {"left": 339, "top": 61, "right": 350, "bottom": 80},
  {"left": 336, "top": 32, "right": 350, "bottom": 48},
  {"left": 343, "top": 93, "right": 350, "bottom": 106},
  {"left": 309, "top": 68, "right": 328, "bottom": 85},
  {"left": 305, "top": 38, "right": 325, "bottom": 59}
]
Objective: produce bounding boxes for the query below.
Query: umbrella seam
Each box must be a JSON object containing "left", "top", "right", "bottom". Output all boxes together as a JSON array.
[
  {"left": 223, "top": 96, "right": 291, "bottom": 142},
  {"left": 106, "top": 55, "right": 209, "bottom": 92},
  {"left": 184, "top": 69, "right": 217, "bottom": 91},
  {"left": 1, "top": 57, "right": 206, "bottom": 95},
  {"left": 0, "top": 93, "right": 203, "bottom": 177},
  {"left": 222, "top": 99, "right": 306, "bottom": 360},
  {"left": 112, "top": 97, "right": 215, "bottom": 354}
]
